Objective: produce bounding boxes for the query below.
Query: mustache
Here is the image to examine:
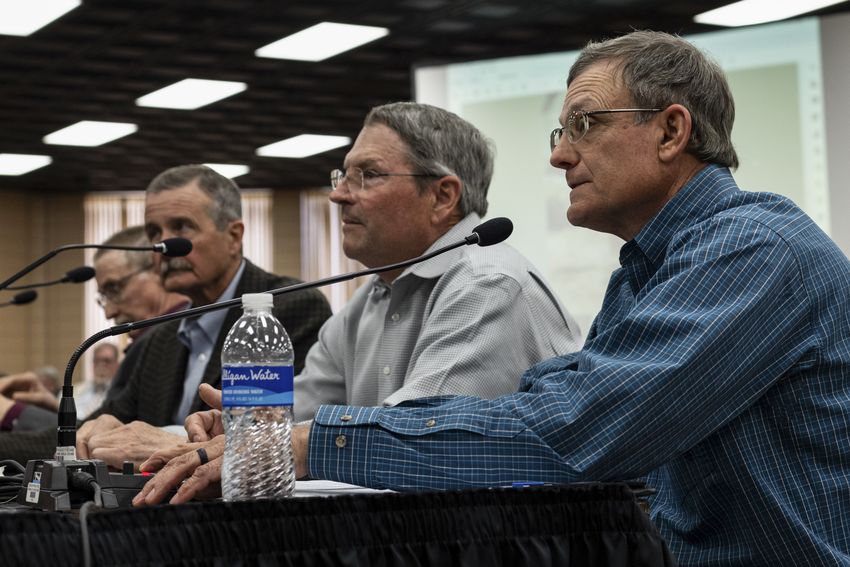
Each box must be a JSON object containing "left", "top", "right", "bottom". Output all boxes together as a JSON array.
[{"left": 161, "top": 257, "right": 193, "bottom": 275}]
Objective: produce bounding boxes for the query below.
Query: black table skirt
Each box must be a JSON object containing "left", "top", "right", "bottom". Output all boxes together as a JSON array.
[{"left": 1, "top": 483, "right": 676, "bottom": 566}]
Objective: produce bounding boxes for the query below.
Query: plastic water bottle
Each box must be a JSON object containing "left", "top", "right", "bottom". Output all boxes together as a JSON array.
[{"left": 220, "top": 293, "right": 295, "bottom": 500}]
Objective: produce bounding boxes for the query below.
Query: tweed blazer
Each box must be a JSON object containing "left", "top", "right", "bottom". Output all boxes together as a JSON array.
[{"left": 0, "top": 261, "right": 331, "bottom": 462}]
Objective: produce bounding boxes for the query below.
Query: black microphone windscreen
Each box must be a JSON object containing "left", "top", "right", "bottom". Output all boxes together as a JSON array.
[
  {"left": 13, "top": 290, "right": 37, "bottom": 305},
  {"left": 159, "top": 237, "right": 193, "bottom": 257},
  {"left": 472, "top": 217, "right": 513, "bottom": 246},
  {"left": 66, "top": 266, "right": 96, "bottom": 283}
]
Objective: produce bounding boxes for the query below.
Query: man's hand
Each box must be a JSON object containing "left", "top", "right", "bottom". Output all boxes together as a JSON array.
[
  {"left": 77, "top": 414, "right": 124, "bottom": 459},
  {"left": 184, "top": 384, "right": 224, "bottom": 442},
  {"left": 85, "top": 421, "right": 186, "bottom": 470},
  {"left": 134, "top": 435, "right": 224, "bottom": 506},
  {"left": 0, "top": 372, "right": 59, "bottom": 412}
]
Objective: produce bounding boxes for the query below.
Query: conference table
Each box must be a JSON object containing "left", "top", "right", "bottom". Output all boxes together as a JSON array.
[{"left": 1, "top": 480, "right": 676, "bottom": 566}]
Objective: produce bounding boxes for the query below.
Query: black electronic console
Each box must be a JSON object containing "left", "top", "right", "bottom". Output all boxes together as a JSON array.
[{"left": 17, "top": 459, "right": 157, "bottom": 511}]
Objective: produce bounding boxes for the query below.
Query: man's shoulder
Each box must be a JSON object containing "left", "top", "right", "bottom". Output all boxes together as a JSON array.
[{"left": 239, "top": 260, "right": 332, "bottom": 314}]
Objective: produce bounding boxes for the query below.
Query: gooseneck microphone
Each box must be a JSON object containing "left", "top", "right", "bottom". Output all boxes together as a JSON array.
[
  {"left": 54, "top": 217, "right": 513, "bottom": 456},
  {"left": 5, "top": 265, "right": 96, "bottom": 290},
  {"left": 0, "top": 289, "right": 38, "bottom": 308},
  {"left": 0, "top": 237, "right": 192, "bottom": 291}
]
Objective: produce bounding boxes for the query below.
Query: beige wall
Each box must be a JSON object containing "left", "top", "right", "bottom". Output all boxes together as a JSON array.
[
  {"left": 0, "top": 188, "right": 305, "bottom": 382},
  {"left": 271, "top": 189, "right": 302, "bottom": 278},
  {"left": 0, "top": 192, "right": 85, "bottom": 380}
]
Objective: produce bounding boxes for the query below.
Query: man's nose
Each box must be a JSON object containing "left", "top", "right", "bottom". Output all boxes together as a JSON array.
[{"left": 550, "top": 137, "right": 580, "bottom": 170}]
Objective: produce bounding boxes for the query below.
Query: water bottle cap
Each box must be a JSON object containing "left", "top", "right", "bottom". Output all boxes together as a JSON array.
[{"left": 241, "top": 293, "right": 273, "bottom": 309}]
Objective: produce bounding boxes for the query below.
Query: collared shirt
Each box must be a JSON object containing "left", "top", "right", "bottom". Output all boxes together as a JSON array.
[
  {"left": 308, "top": 166, "right": 850, "bottom": 566},
  {"left": 294, "top": 213, "right": 582, "bottom": 421},
  {"left": 174, "top": 260, "right": 246, "bottom": 423}
]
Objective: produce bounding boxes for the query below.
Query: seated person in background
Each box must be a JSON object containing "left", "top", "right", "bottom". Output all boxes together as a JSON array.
[
  {"left": 293, "top": 101, "right": 581, "bottom": 421},
  {"left": 75, "top": 342, "right": 120, "bottom": 420},
  {"left": 0, "top": 225, "right": 189, "bottom": 435},
  {"left": 74, "top": 165, "right": 332, "bottom": 468},
  {"left": 140, "top": 31, "right": 850, "bottom": 566}
]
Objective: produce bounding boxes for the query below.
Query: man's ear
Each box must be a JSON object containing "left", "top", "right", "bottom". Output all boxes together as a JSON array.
[
  {"left": 226, "top": 220, "right": 245, "bottom": 255},
  {"left": 430, "top": 175, "right": 463, "bottom": 224},
  {"left": 658, "top": 104, "right": 692, "bottom": 163}
]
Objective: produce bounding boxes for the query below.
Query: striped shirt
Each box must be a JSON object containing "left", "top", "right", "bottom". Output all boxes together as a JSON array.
[{"left": 308, "top": 165, "right": 850, "bottom": 566}]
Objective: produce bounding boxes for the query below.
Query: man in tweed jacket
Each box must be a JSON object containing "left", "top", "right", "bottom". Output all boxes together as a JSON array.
[{"left": 72, "top": 165, "right": 331, "bottom": 469}]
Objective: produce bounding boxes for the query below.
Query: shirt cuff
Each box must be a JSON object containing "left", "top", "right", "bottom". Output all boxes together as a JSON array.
[
  {"left": 0, "top": 401, "right": 26, "bottom": 431},
  {"left": 307, "top": 405, "right": 384, "bottom": 488}
]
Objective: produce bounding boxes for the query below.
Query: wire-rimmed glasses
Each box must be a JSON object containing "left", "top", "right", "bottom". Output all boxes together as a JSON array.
[
  {"left": 330, "top": 166, "right": 440, "bottom": 193},
  {"left": 550, "top": 108, "right": 662, "bottom": 149}
]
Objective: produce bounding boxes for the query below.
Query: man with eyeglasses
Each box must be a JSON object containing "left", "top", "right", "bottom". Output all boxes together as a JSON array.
[{"left": 140, "top": 32, "right": 850, "bottom": 565}]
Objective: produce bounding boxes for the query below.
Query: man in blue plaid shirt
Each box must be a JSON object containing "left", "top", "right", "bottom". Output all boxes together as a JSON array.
[{"left": 141, "top": 31, "right": 850, "bottom": 566}]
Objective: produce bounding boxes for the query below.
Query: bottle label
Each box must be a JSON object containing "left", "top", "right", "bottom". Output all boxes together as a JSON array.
[{"left": 221, "top": 365, "right": 294, "bottom": 407}]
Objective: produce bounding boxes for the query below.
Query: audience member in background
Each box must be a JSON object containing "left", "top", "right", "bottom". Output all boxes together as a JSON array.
[
  {"left": 75, "top": 342, "right": 120, "bottom": 419},
  {"left": 74, "top": 164, "right": 332, "bottom": 469},
  {"left": 140, "top": 32, "right": 850, "bottom": 566}
]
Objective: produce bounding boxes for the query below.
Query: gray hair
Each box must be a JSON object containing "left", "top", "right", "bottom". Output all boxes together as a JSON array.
[
  {"left": 145, "top": 164, "right": 242, "bottom": 229},
  {"left": 94, "top": 225, "right": 153, "bottom": 272},
  {"left": 569, "top": 30, "right": 739, "bottom": 169},
  {"left": 364, "top": 102, "right": 493, "bottom": 217}
]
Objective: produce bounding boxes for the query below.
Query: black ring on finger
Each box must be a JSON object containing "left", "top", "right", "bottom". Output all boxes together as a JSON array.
[{"left": 197, "top": 447, "right": 209, "bottom": 465}]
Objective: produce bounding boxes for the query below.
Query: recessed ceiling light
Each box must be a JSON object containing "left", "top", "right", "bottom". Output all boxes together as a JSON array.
[
  {"left": 136, "top": 79, "right": 247, "bottom": 110},
  {"left": 256, "top": 134, "right": 351, "bottom": 158},
  {"left": 0, "top": 154, "right": 52, "bottom": 176},
  {"left": 255, "top": 22, "right": 389, "bottom": 62},
  {"left": 43, "top": 121, "right": 138, "bottom": 147},
  {"left": 694, "top": 0, "right": 848, "bottom": 27},
  {"left": 0, "top": 0, "right": 81, "bottom": 37},
  {"left": 204, "top": 163, "right": 250, "bottom": 179}
]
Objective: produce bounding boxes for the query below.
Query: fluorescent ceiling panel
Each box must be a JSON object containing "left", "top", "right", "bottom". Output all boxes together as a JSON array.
[
  {"left": 0, "top": 0, "right": 80, "bottom": 37},
  {"left": 256, "top": 134, "right": 351, "bottom": 158},
  {"left": 694, "top": 0, "right": 848, "bottom": 26},
  {"left": 0, "top": 154, "right": 52, "bottom": 175},
  {"left": 43, "top": 120, "right": 138, "bottom": 146},
  {"left": 255, "top": 22, "right": 389, "bottom": 62},
  {"left": 204, "top": 163, "right": 250, "bottom": 178},
  {"left": 136, "top": 79, "right": 247, "bottom": 110}
]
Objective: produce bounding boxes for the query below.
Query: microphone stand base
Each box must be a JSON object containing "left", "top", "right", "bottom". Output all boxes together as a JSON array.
[{"left": 16, "top": 459, "right": 153, "bottom": 512}]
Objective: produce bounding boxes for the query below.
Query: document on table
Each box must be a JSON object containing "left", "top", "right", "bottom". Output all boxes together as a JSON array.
[{"left": 294, "top": 480, "right": 393, "bottom": 497}]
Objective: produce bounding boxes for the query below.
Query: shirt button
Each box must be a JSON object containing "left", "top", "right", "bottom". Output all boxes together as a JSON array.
[
  {"left": 426, "top": 419, "right": 436, "bottom": 427},
  {"left": 340, "top": 414, "right": 352, "bottom": 422},
  {"left": 383, "top": 366, "right": 391, "bottom": 375},
  {"left": 198, "top": 353, "right": 207, "bottom": 362},
  {"left": 391, "top": 313, "right": 400, "bottom": 322},
  {"left": 335, "top": 435, "right": 347, "bottom": 448}
]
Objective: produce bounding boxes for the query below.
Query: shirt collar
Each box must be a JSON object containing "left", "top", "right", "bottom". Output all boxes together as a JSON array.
[
  {"left": 178, "top": 259, "right": 247, "bottom": 342},
  {"left": 630, "top": 164, "right": 738, "bottom": 270}
]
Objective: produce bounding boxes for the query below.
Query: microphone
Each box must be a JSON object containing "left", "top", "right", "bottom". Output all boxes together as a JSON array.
[
  {"left": 5, "top": 265, "right": 96, "bottom": 290},
  {"left": 0, "top": 290, "right": 38, "bottom": 307},
  {"left": 54, "top": 217, "right": 513, "bottom": 456},
  {"left": 0, "top": 237, "right": 192, "bottom": 291}
]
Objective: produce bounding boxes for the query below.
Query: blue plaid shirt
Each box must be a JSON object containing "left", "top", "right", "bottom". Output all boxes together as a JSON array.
[{"left": 308, "top": 165, "right": 850, "bottom": 566}]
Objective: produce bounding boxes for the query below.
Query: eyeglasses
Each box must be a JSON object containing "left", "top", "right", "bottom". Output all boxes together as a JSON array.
[
  {"left": 550, "top": 108, "right": 662, "bottom": 149},
  {"left": 330, "top": 166, "right": 440, "bottom": 193},
  {"left": 96, "top": 267, "right": 149, "bottom": 307}
]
